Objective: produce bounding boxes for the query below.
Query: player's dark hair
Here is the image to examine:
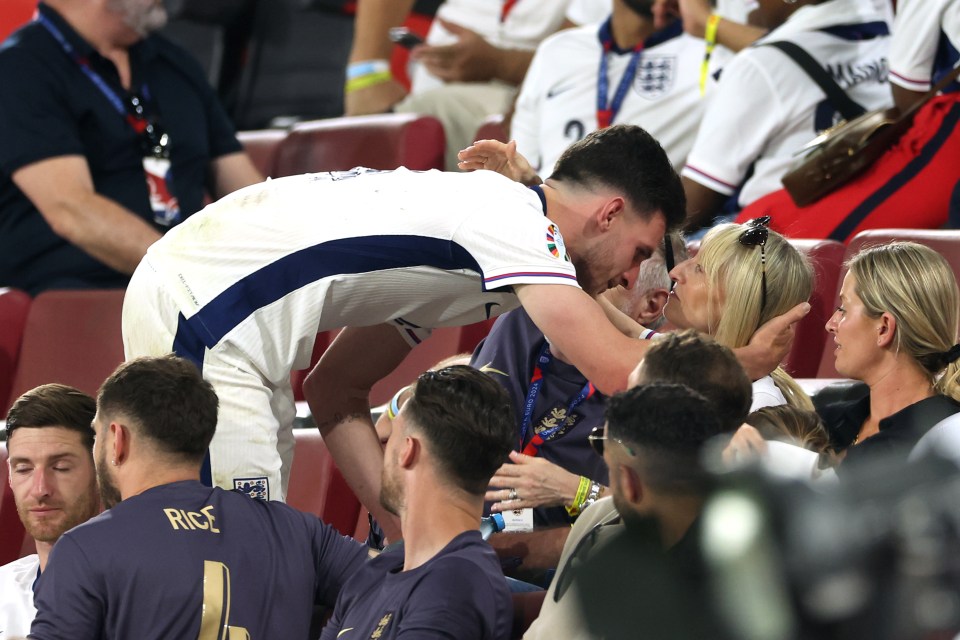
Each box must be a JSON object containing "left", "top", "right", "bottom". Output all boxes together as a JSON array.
[
  {"left": 606, "top": 383, "right": 721, "bottom": 494},
  {"left": 97, "top": 355, "right": 218, "bottom": 463},
  {"left": 6, "top": 384, "right": 96, "bottom": 450},
  {"left": 551, "top": 124, "right": 686, "bottom": 232},
  {"left": 640, "top": 330, "right": 751, "bottom": 433},
  {"left": 404, "top": 365, "right": 514, "bottom": 495}
]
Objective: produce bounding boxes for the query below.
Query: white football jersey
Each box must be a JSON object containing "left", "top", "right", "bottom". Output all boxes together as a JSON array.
[
  {"left": 682, "top": 0, "right": 892, "bottom": 207},
  {"left": 889, "top": 0, "right": 959, "bottom": 91},
  {"left": 0, "top": 554, "right": 39, "bottom": 638},
  {"left": 512, "top": 21, "right": 731, "bottom": 176},
  {"left": 141, "top": 168, "right": 579, "bottom": 385},
  {"left": 411, "top": 0, "right": 572, "bottom": 94}
]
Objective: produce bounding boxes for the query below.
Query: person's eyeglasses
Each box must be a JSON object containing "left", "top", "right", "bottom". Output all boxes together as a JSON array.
[
  {"left": 588, "top": 425, "right": 635, "bottom": 457},
  {"left": 738, "top": 215, "right": 771, "bottom": 313},
  {"left": 386, "top": 385, "right": 412, "bottom": 420}
]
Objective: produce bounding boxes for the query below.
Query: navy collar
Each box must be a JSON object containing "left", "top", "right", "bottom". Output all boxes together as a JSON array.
[{"left": 529, "top": 184, "right": 547, "bottom": 214}]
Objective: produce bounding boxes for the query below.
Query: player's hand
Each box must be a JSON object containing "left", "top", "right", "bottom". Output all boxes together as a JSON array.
[
  {"left": 739, "top": 301, "right": 810, "bottom": 380},
  {"left": 457, "top": 139, "right": 542, "bottom": 186},
  {"left": 344, "top": 78, "right": 408, "bottom": 116},
  {"left": 411, "top": 19, "right": 500, "bottom": 82},
  {"left": 485, "top": 451, "right": 585, "bottom": 511}
]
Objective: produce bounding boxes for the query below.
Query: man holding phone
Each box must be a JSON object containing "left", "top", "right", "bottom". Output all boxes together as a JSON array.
[{"left": 344, "top": 0, "right": 574, "bottom": 169}]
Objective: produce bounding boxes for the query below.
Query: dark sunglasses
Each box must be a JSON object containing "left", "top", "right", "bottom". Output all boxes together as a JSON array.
[
  {"left": 588, "top": 425, "right": 635, "bottom": 457},
  {"left": 738, "top": 216, "right": 771, "bottom": 313}
]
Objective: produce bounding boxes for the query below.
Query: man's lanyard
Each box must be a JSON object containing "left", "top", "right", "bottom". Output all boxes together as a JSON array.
[
  {"left": 596, "top": 18, "right": 644, "bottom": 129},
  {"left": 36, "top": 13, "right": 152, "bottom": 137},
  {"left": 519, "top": 341, "right": 596, "bottom": 456},
  {"left": 500, "top": 0, "right": 520, "bottom": 23}
]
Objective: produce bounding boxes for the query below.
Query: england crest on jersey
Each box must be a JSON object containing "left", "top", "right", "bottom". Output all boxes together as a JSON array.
[
  {"left": 634, "top": 55, "right": 677, "bottom": 100},
  {"left": 234, "top": 476, "right": 269, "bottom": 501}
]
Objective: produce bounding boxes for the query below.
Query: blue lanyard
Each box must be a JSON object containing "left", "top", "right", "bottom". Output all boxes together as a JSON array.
[
  {"left": 36, "top": 13, "right": 151, "bottom": 132},
  {"left": 596, "top": 17, "right": 644, "bottom": 129},
  {"left": 519, "top": 342, "right": 596, "bottom": 456}
]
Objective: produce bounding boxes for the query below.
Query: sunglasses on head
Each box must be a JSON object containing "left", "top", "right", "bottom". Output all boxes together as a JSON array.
[{"left": 738, "top": 216, "right": 771, "bottom": 313}]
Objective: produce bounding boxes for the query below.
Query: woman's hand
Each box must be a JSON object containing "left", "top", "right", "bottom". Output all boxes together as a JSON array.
[
  {"left": 457, "top": 139, "right": 542, "bottom": 186},
  {"left": 485, "top": 451, "right": 593, "bottom": 511}
]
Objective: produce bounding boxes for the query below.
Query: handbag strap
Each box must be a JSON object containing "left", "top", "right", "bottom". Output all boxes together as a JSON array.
[{"left": 765, "top": 40, "right": 866, "bottom": 120}]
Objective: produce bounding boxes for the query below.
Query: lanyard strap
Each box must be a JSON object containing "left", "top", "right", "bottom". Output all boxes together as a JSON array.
[
  {"left": 519, "top": 342, "right": 596, "bottom": 456},
  {"left": 36, "top": 13, "right": 150, "bottom": 135},
  {"left": 596, "top": 18, "right": 644, "bottom": 130}
]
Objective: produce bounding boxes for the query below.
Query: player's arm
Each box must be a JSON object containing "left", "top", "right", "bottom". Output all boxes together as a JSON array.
[
  {"left": 413, "top": 18, "right": 535, "bottom": 86},
  {"left": 516, "top": 283, "right": 809, "bottom": 389},
  {"left": 487, "top": 526, "right": 571, "bottom": 570},
  {"left": 12, "top": 155, "right": 161, "bottom": 274},
  {"left": 208, "top": 151, "right": 264, "bottom": 199},
  {"left": 344, "top": 0, "right": 414, "bottom": 115},
  {"left": 303, "top": 324, "right": 412, "bottom": 542}
]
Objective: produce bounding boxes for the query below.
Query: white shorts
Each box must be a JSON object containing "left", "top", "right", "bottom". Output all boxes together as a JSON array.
[{"left": 122, "top": 260, "right": 295, "bottom": 502}]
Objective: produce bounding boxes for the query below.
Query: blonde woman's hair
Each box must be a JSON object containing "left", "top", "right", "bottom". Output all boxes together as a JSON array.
[
  {"left": 848, "top": 241, "right": 960, "bottom": 401},
  {"left": 699, "top": 223, "right": 815, "bottom": 410}
]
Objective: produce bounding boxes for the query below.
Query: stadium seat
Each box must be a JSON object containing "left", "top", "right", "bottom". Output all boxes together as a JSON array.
[
  {"left": 274, "top": 113, "right": 446, "bottom": 177},
  {"left": 4, "top": 289, "right": 126, "bottom": 416},
  {"left": 473, "top": 114, "right": 509, "bottom": 144},
  {"left": 237, "top": 128, "right": 288, "bottom": 178},
  {"left": 0, "top": 0, "right": 35, "bottom": 42},
  {"left": 783, "top": 239, "right": 845, "bottom": 378},
  {"left": 0, "top": 288, "right": 31, "bottom": 413},
  {"left": 286, "top": 429, "right": 362, "bottom": 537},
  {"left": 816, "top": 229, "right": 960, "bottom": 377},
  {"left": 369, "top": 327, "right": 465, "bottom": 407}
]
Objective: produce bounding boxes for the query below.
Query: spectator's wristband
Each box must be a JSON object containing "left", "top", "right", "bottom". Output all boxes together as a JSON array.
[
  {"left": 700, "top": 14, "right": 721, "bottom": 96},
  {"left": 346, "top": 59, "right": 393, "bottom": 94},
  {"left": 565, "top": 476, "right": 592, "bottom": 517}
]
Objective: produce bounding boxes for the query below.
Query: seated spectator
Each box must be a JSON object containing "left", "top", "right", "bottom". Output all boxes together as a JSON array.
[
  {"left": 524, "top": 382, "right": 737, "bottom": 638},
  {"left": 477, "top": 236, "right": 685, "bottom": 528},
  {"left": 738, "top": 0, "right": 960, "bottom": 242},
  {"left": 680, "top": 0, "right": 891, "bottom": 231},
  {"left": 319, "top": 366, "right": 513, "bottom": 640},
  {"left": 666, "top": 218, "right": 814, "bottom": 410},
  {"left": 510, "top": 0, "right": 732, "bottom": 177},
  {"left": 0, "top": 385, "right": 100, "bottom": 637},
  {"left": 487, "top": 330, "right": 752, "bottom": 589},
  {"left": 0, "top": 0, "right": 263, "bottom": 295},
  {"left": 29, "top": 355, "right": 367, "bottom": 639},
  {"left": 818, "top": 242, "right": 960, "bottom": 471},
  {"left": 344, "top": 0, "right": 572, "bottom": 168}
]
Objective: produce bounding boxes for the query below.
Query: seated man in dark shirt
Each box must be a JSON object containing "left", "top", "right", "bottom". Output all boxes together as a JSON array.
[
  {"left": 29, "top": 355, "right": 367, "bottom": 640},
  {"left": 320, "top": 366, "right": 515, "bottom": 640},
  {"left": 0, "top": 0, "right": 262, "bottom": 295}
]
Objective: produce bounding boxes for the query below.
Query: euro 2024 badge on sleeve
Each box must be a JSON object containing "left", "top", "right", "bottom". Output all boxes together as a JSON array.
[{"left": 546, "top": 223, "right": 569, "bottom": 261}]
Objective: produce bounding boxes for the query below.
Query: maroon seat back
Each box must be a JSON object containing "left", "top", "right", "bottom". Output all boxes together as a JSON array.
[
  {"left": 237, "top": 128, "right": 288, "bottom": 178},
  {"left": 274, "top": 114, "right": 446, "bottom": 177},
  {"left": 0, "top": 287, "right": 31, "bottom": 411}
]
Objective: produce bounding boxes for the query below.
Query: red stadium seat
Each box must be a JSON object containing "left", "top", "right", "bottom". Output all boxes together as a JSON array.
[
  {"left": 783, "top": 239, "right": 845, "bottom": 378},
  {"left": 4, "top": 289, "right": 126, "bottom": 416},
  {"left": 816, "top": 229, "right": 960, "bottom": 377},
  {"left": 368, "top": 327, "right": 465, "bottom": 407},
  {"left": 0, "top": 0, "right": 35, "bottom": 42},
  {"left": 274, "top": 113, "right": 446, "bottom": 177},
  {"left": 237, "top": 128, "right": 288, "bottom": 178},
  {"left": 286, "top": 429, "right": 362, "bottom": 537},
  {"left": 0, "top": 287, "right": 31, "bottom": 411},
  {"left": 473, "top": 114, "right": 509, "bottom": 144}
]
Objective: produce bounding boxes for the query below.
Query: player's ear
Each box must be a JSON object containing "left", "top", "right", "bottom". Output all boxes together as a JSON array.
[{"left": 597, "top": 197, "right": 626, "bottom": 231}]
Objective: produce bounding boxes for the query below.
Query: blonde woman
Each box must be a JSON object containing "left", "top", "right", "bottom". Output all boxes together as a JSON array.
[
  {"left": 667, "top": 216, "right": 814, "bottom": 411},
  {"left": 819, "top": 242, "right": 960, "bottom": 466}
]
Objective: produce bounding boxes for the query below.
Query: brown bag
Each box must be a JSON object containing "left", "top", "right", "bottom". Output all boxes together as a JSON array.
[{"left": 780, "top": 58, "right": 960, "bottom": 207}]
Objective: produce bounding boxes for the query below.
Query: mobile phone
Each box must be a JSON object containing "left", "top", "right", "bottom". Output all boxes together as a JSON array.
[{"left": 389, "top": 27, "right": 425, "bottom": 49}]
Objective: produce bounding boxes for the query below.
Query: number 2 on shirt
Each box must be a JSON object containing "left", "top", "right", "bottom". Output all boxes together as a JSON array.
[{"left": 197, "top": 561, "right": 250, "bottom": 640}]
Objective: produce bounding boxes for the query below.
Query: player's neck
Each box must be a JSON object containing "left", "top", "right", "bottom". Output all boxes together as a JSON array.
[
  {"left": 399, "top": 487, "right": 480, "bottom": 572},
  {"left": 610, "top": 4, "right": 655, "bottom": 49},
  {"left": 36, "top": 539, "right": 53, "bottom": 572},
  {"left": 120, "top": 466, "right": 200, "bottom": 501}
]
